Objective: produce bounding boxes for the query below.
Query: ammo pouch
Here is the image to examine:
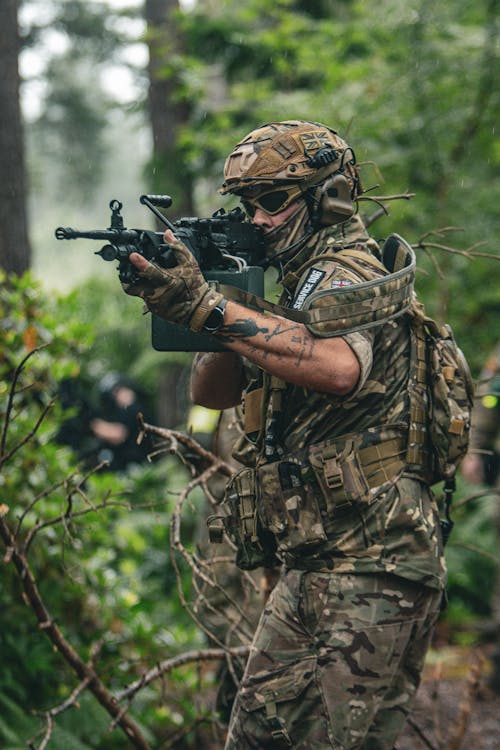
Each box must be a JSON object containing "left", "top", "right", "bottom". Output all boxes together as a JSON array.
[
  {"left": 211, "top": 429, "right": 410, "bottom": 563},
  {"left": 308, "top": 426, "right": 408, "bottom": 531},
  {"left": 207, "top": 468, "right": 278, "bottom": 571},
  {"left": 256, "top": 459, "right": 327, "bottom": 553}
]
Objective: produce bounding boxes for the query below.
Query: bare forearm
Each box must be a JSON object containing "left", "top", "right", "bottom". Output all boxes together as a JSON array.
[
  {"left": 190, "top": 351, "right": 245, "bottom": 408},
  {"left": 215, "top": 301, "right": 359, "bottom": 395}
]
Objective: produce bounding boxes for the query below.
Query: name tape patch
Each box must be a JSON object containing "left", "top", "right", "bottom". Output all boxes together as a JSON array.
[{"left": 291, "top": 268, "right": 326, "bottom": 310}]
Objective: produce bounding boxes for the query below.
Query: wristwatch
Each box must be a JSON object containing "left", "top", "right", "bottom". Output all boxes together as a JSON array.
[{"left": 202, "top": 299, "right": 228, "bottom": 334}]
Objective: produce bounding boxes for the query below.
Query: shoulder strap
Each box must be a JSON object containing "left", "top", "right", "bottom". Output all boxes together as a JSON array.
[
  {"left": 333, "top": 249, "right": 388, "bottom": 279},
  {"left": 218, "top": 235, "right": 416, "bottom": 337}
]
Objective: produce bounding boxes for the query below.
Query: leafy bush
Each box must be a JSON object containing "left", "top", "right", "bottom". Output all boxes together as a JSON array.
[{"left": 0, "top": 273, "right": 217, "bottom": 748}]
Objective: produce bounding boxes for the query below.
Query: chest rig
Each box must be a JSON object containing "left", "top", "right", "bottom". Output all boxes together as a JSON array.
[
  {"left": 208, "top": 234, "right": 471, "bottom": 566},
  {"left": 222, "top": 233, "right": 416, "bottom": 462}
]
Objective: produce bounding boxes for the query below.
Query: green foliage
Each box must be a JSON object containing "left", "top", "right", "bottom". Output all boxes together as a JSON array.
[
  {"left": 0, "top": 272, "right": 212, "bottom": 747},
  {"left": 444, "top": 478, "right": 498, "bottom": 623},
  {"left": 69, "top": 274, "right": 189, "bottom": 383}
]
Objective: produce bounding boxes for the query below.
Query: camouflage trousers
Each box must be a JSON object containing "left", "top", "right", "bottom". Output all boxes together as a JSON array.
[{"left": 224, "top": 569, "right": 442, "bottom": 749}]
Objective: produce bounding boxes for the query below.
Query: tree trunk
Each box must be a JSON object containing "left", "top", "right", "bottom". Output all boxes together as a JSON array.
[
  {"left": 0, "top": 0, "right": 31, "bottom": 274},
  {"left": 144, "top": 0, "right": 194, "bottom": 219},
  {"left": 144, "top": 0, "right": 195, "bottom": 428}
]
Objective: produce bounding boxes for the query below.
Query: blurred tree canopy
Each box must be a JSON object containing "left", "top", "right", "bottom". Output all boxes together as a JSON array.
[
  {"left": 20, "top": 0, "right": 498, "bottom": 366},
  {"left": 20, "top": 0, "right": 146, "bottom": 201}
]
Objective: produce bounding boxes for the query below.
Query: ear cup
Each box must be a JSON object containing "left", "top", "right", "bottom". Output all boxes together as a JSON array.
[{"left": 318, "top": 174, "right": 354, "bottom": 225}]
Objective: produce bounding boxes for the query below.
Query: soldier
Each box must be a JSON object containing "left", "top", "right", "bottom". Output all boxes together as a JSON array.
[{"left": 123, "top": 121, "right": 447, "bottom": 749}]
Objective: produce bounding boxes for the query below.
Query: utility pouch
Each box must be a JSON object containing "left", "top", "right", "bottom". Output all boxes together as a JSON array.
[
  {"left": 244, "top": 386, "right": 264, "bottom": 436},
  {"left": 207, "top": 468, "right": 277, "bottom": 570},
  {"left": 257, "top": 460, "right": 327, "bottom": 553},
  {"left": 309, "top": 438, "right": 372, "bottom": 517}
]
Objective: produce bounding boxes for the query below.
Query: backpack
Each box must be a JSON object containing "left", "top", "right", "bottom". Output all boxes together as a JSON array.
[{"left": 406, "top": 302, "right": 474, "bottom": 542}]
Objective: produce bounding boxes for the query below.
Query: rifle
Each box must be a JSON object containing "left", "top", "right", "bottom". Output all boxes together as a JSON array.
[{"left": 55, "top": 195, "right": 265, "bottom": 351}]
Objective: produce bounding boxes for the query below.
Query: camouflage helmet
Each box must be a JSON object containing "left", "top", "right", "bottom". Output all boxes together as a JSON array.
[{"left": 220, "top": 120, "right": 361, "bottom": 197}]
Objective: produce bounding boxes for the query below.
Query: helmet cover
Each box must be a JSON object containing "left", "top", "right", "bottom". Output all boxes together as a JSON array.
[{"left": 220, "top": 120, "right": 360, "bottom": 196}]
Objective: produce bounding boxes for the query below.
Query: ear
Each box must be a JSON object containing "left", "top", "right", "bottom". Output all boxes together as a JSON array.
[{"left": 318, "top": 174, "right": 354, "bottom": 226}]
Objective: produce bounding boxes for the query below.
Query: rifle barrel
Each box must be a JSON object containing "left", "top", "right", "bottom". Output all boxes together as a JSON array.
[{"left": 55, "top": 227, "right": 140, "bottom": 242}]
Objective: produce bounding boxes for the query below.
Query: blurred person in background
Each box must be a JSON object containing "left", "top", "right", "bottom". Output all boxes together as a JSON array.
[{"left": 462, "top": 341, "right": 500, "bottom": 692}]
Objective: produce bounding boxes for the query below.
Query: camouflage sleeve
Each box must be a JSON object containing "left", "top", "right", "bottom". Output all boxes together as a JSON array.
[{"left": 342, "top": 330, "right": 374, "bottom": 394}]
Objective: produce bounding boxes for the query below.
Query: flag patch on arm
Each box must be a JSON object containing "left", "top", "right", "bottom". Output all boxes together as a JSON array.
[{"left": 330, "top": 278, "right": 354, "bottom": 289}]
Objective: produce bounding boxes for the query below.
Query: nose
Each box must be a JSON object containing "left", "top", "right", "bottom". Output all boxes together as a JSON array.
[{"left": 251, "top": 207, "right": 274, "bottom": 231}]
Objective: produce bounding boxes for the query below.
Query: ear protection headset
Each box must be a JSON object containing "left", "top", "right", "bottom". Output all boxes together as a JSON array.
[
  {"left": 305, "top": 143, "right": 360, "bottom": 227},
  {"left": 317, "top": 172, "right": 355, "bottom": 225}
]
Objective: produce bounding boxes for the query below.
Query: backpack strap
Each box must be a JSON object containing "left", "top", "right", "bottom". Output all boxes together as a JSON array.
[{"left": 405, "top": 305, "right": 432, "bottom": 475}]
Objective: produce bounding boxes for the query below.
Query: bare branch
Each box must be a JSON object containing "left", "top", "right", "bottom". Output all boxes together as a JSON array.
[
  {"left": 138, "top": 416, "right": 234, "bottom": 478},
  {"left": 0, "top": 344, "right": 49, "bottom": 460},
  {"left": 455, "top": 486, "right": 500, "bottom": 510},
  {"left": 14, "top": 469, "right": 82, "bottom": 537},
  {"left": 116, "top": 645, "right": 249, "bottom": 702},
  {"left": 137, "top": 417, "right": 261, "bottom": 662},
  {"left": 447, "top": 541, "right": 500, "bottom": 565},
  {"left": 32, "top": 712, "right": 53, "bottom": 750},
  {"left": 415, "top": 240, "right": 493, "bottom": 261},
  {"left": 413, "top": 227, "right": 496, "bottom": 264},
  {"left": 158, "top": 716, "right": 211, "bottom": 750},
  {"left": 169, "top": 478, "right": 252, "bottom": 650},
  {"left": 0, "top": 515, "right": 152, "bottom": 749},
  {"left": 405, "top": 716, "right": 438, "bottom": 750},
  {"left": 0, "top": 398, "right": 55, "bottom": 469},
  {"left": 418, "top": 226, "right": 465, "bottom": 241},
  {"left": 363, "top": 206, "right": 389, "bottom": 229},
  {"left": 22, "top": 490, "right": 130, "bottom": 555},
  {"left": 358, "top": 192, "right": 415, "bottom": 202}
]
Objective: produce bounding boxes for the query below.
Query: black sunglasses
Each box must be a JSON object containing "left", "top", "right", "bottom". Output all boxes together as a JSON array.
[{"left": 242, "top": 186, "right": 302, "bottom": 217}]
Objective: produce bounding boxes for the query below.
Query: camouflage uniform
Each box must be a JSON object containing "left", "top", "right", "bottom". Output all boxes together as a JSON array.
[{"left": 224, "top": 216, "right": 446, "bottom": 749}]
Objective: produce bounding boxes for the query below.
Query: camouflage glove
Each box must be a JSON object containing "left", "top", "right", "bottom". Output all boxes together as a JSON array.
[{"left": 123, "top": 233, "right": 225, "bottom": 332}]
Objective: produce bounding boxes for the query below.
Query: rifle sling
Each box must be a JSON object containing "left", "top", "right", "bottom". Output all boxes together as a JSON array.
[{"left": 217, "top": 237, "right": 416, "bottom": 337}]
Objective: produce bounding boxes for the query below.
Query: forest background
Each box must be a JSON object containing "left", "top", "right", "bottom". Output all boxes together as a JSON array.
[{"left": 0, "top": 0, "right": 499, "bottom": 748}]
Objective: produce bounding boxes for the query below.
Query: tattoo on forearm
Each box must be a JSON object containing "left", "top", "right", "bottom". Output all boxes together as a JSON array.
[
  {"left": 219, "top": 317, "right": 301, "bottom": 343},
  {"left": 216, "top": 314, "right": 317, "bottom": 373},
  {"left": 219, "top": 318, "right": 269, "bottom": 340},
  {"left": 264, "top": 321, "right": 302, "bottom": 342},
  {"left": 290, "top": 333, "right": 315, "bottom": 367}
]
